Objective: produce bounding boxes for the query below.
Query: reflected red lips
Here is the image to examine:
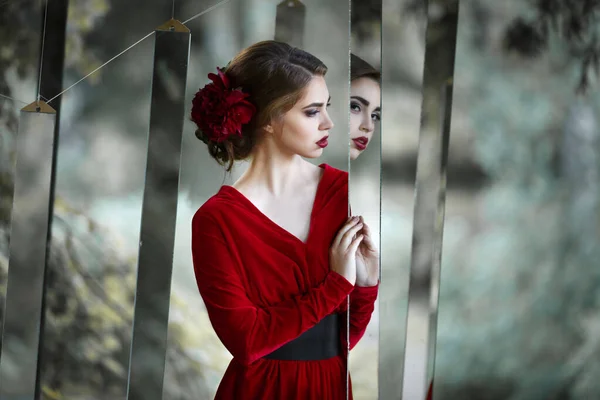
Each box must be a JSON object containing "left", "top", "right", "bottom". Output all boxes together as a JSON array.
[
  {"left": 352, "top": 136, "right": 368, "bottom": 150},
  {"left": 316, "top": 136, "right": 329, "bottom": 148}
]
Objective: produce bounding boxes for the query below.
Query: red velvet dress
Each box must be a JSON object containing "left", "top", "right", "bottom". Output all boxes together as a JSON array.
[{"left": 191, "top": 164, "right": 379, "bottom": 400}]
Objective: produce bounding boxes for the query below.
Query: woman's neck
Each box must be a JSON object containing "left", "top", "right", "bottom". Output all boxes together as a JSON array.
[{"left": 234, "top": 137, "right": 312, "bottom": 197}]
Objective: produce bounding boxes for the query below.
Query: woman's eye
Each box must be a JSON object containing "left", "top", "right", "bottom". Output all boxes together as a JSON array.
[
  {"left": 305, "top": 110, "right": 319, "bottom": 117},
  {"left": 350, "top": 102, "right": 361, "bottom": 112},
  {"left": 372, "top": 113, "right": 381, "bottom": 122}
]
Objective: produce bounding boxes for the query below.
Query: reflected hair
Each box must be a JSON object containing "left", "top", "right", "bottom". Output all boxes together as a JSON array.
[
  {"left": 194, "top": 40, "right": 328, "bottom": 172},
  {"left": 350, "top": 53, "right": 380, "bottom": 84}
]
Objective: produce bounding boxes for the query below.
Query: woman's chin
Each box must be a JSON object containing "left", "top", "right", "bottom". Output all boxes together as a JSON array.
[
  {"left": 301, "top": 147, "right": 324, "bottom": 159},
  {"left": 350, "top": 147, "right": 361, "bottom": 161}
]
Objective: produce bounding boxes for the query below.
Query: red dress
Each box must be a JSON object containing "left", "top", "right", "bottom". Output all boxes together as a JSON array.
[{"left": 191, "top": 164, "right": 379, "bottom": 400}]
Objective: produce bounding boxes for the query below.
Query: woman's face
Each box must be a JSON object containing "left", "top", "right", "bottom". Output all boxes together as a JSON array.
[
  {"left": 349, "top": 77, "right": 381, "bottom": 160},
  {"left": 268, "top": 75, "right": 334, "bottom": 159}
]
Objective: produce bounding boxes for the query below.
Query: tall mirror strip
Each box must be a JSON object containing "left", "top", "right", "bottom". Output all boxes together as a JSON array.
[
  {"left": 401, "top": 0, "right": 459, "bottom": 399},
  {"left": 126, "top": 19, "right": 190, "bottom": 400},
  {"left": 379, "top": 0, "right": 427, "bottom": 398},
  {"left": 348, "top": 0, "right": 382, "bottom": 399},
  {"left": 0, "top": 104, "right": 57, "bottom": 400}
]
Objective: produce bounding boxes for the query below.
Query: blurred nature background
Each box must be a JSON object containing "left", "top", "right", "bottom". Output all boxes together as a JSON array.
[{"left": 1, "top": 0, "right": 600, "bottom": 399}]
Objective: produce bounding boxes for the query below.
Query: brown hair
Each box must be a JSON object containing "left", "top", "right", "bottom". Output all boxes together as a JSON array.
[
  {"left": 194, "top": 40, "right": 328, "bottom": 172},
  {"left": 350, "top": 53, "right": 380, "bottom": 83}
]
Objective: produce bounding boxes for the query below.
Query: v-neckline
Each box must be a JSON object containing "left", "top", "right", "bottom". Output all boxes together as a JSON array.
[{"left": 221, "top": 163, "right": 330, "bottom": 247}]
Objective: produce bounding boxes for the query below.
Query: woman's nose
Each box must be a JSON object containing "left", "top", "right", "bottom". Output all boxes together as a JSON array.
[
  {"left": 360, "top": 117, "right": 374, "bottom": 133},
  {"left": 321, "top": 113, "right": 334, "bottom": 130}
]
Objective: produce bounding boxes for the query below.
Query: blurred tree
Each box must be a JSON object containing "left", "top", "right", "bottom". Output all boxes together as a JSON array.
[
  {"left": 404, "top": 0, "right": 600, "bottom": 94},
  {"left": 502, "top": 0, "right": 600, "bottom": 94}
]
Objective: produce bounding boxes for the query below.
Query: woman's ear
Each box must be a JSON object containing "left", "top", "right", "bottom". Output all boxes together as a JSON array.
[
  {"left": 263, "top": 123, "right": 274, "bottom": 134},
  {"left": 263, "top": 117, "right": 282, "bottom": 136}
]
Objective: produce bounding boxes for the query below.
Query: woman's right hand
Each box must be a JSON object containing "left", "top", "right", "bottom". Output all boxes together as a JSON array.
[{"left": 329, "top": 216, "right": 364, "bottom": 285}]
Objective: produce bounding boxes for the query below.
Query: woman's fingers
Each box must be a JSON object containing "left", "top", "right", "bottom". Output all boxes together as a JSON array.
[
  {"left": 333, "top": 216, "right": 376, "bottom": 251},
  {"left": 358, "top": 217, "right": 378, "bottom": 250},
  {"left": 360, "top": 217, "right": 371, "bottom": 234},
  {"left": 332, "top": 217, "right": 358, "bottom": 247},
  {"left": 341, "top": 221, "right": 363, "bottom": 249},
  {"left": 349, "top": 234, "right": 364, "bottom": 253}
]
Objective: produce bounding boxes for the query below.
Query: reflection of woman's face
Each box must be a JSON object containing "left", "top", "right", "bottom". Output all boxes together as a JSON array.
[{"left": 349, "top": 77, "right": 381, "bottom": 161}]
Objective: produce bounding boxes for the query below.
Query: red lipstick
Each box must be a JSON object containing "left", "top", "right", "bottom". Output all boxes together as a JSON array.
[
  {"left": 316, "top": 136, "right": 329, "bottom": 148},
  {"left": 352, "top": 136, "right": 368, "bottom": 151}
]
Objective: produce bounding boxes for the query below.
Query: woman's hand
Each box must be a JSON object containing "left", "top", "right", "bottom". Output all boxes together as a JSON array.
[
  {"left": 329, "top": 216, "right": 364, "bottom": 286},
  {"left": 355, "top": 216, "right": 379, "bottom": 287}
]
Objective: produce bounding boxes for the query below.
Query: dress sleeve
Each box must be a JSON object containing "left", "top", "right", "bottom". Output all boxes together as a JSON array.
[
  {"left": 191, "top": 213, "right": 355, "bottom": 366},
  {"left": 339, "top": 284, "right": 379, "bottom": 350},
  {"left": 426, "top": 380, "right": 433, "bottom": 400}
]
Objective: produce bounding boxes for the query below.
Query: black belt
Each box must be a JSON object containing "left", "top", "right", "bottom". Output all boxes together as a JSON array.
[{"left": 263, "top": 313, "right": 341, "bottom": 361}]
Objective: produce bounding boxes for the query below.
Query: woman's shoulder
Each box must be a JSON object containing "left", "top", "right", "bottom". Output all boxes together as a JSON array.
[
  {"left": 319, "top": 162, "right": 347, "bottom": 177},
  {"left": 192, "top": 187, "right": 238, "bottom": 230},
  {"left": 319, "top": 163, "right": 348, "bottom": 188}
]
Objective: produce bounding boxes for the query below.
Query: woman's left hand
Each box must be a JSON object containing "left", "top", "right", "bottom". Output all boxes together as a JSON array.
[{"left": 355, "top": 216, "right": 379, "bottom": 287}]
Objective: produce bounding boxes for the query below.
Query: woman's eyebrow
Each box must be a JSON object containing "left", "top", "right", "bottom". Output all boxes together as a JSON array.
[
  {"left": 351, "top": 96, "right": 369, "bottom": 106},
  {"left": 302, "top": 96, "right": 332, "bottom": 109}
]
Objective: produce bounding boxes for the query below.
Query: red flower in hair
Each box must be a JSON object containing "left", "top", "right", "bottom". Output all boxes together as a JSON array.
[{"left": 191, "top": 68, "right": 256, "bottom": 142}]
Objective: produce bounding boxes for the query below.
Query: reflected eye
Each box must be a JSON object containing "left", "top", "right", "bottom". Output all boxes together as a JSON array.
[{"left": 350, "top": 101, "right": 361, "bottom": 113}]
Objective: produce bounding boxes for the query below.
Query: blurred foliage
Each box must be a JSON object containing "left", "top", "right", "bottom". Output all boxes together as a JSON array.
[
  {"left": 404, "top": 0, "right": 600, "bottom": 93},
  {"left": 432, "top": 1, "right": 600, "bottom": 399},
  {"left": 502, "top": 0, "right": 600, "bottom": 94},
  {"left": 0, "top": 195, "right": 211, "bottom": 398}
]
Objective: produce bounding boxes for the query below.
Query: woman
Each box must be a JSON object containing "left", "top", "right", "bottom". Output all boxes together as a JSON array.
[
  {"left": 349, "top": 53, "right": 381, "bottom": 161},
  {"left": 190, "top": 41, "right": 379, "bottom": 400}
]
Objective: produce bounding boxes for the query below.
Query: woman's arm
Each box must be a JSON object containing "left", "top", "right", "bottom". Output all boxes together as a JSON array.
[
  {"left": 192, "top": 213, "right": 354, "bottom": 366},
  {"left": 339, "top": 283, "right": 379, "bottom": 350},
  {"left": 349, "top": 284, "right": 378, "bottom": 348},
  {"left": 347, "top": 211, "right": 379, "bottom": 348}
]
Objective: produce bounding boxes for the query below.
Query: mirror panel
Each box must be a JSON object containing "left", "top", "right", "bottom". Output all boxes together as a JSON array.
[
  {"left": 0, "top": 0, "right": 45, "bottom": 346},
  {"left": 402, "top": 1, "right": 459, "bottom": 399},
  {"left": 379, "top": 0, "right": 427, "bottom": 398},
  {"left": 348, "top": 1, "right": 382, "bottom": 399}
]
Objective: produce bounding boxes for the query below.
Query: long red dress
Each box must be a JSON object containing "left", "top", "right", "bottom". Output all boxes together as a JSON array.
[{"left": 191, "top": 163, "right": 379, "bottom": 400}]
